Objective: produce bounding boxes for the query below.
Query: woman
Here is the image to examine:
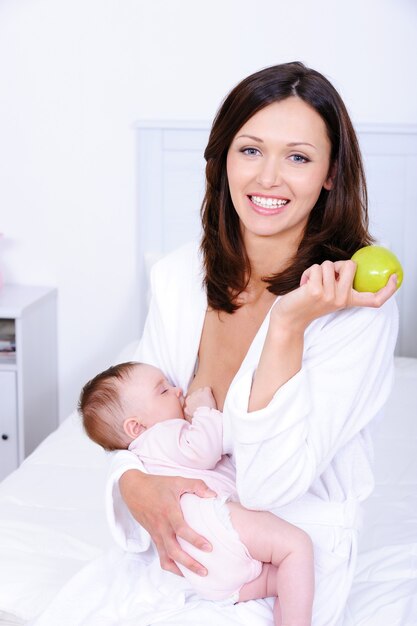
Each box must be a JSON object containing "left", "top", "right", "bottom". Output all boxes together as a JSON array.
[{"left": 108, "top": 62, "right": 398, "bottom": 625}]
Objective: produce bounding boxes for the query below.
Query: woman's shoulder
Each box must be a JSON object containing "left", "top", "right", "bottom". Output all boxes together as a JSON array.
[
  {"left": 151, "top": 240, "right": 202, "bottom": 281},
  {"left": 150, "top": 240, "right": 206, "bottom": 304}
]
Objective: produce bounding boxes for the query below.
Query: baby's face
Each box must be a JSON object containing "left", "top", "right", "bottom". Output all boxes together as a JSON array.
[{"left": 123, "top": 364, "right": 185, "bottom": 428}]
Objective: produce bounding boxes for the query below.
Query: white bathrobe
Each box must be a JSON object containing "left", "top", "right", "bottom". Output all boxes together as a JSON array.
[{"left": 104, "top": 241, "right": 399, "bottom": 626}]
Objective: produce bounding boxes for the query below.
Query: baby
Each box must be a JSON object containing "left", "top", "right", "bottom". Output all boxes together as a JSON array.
[{"left": 79, "top": 361, "right": 314, "bottom": 626}]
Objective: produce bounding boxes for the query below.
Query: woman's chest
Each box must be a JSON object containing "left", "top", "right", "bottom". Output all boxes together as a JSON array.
[{"left": 188, "top": 301, "right": 273, "bottom": 409}]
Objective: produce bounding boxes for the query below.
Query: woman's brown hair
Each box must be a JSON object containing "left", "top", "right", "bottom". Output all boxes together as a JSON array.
[{"left": 200, "top": 61, "right": 373, "bottom": 313}]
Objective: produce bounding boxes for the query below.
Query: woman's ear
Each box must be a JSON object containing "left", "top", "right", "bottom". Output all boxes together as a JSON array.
[
  {"left": 123, "top": 416, "right": 145, "bottom": 440},
  {"left": 324, "top": 161, "right": 337, "bottom": 190}
]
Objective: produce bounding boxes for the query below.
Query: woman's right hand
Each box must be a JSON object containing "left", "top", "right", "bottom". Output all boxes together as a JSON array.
[{"left": 118, "top": 469, "right": 216, "bottom": 576}]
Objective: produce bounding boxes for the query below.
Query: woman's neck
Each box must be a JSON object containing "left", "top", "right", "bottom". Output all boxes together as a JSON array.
[
  {"left": 231, "top": 232, "right": 299, "bottom": 308},
  {"left": 243, "top": 231, "right": 299, "bottom": 287}
]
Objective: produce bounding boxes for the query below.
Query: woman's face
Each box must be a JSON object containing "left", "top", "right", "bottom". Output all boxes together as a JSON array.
[{"left": 226, "top": 97, "right": 333, "bottom": 248}]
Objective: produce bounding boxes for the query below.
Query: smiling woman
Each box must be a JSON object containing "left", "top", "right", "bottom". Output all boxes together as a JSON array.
[{"left": 101, "top": 61, "right": 399, "bottom": 626}]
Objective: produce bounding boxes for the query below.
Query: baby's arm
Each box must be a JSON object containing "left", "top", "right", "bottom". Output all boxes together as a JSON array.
[
  {"left": 185, "top": 387, "right": 234, "bottom": 456},
  {"left": 142, "top": 388, "right": 223, "bottom": 470},
  {"left": 172, "top": 387, "right": 221, "bottom": 467}
]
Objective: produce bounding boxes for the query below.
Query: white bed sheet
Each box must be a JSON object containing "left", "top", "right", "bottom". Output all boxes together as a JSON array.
[
  {"left": 0, "top": 357, "right": 416, "bottom": 625},
  {"left": 345, "top": 356, "right": 417, "bottom": 625}
]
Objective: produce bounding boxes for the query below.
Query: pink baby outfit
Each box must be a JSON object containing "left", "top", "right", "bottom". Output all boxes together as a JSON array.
[{"left": 128, "top": 408, "right": 262, "bottom": 602}]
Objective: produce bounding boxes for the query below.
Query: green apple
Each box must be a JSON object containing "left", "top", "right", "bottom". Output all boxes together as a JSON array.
[{"left": 351, "top": 245, "right": 403, "bottom": 292}]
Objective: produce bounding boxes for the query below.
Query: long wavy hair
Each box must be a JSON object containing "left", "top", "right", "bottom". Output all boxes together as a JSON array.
[{"left": 200, "top": 61, "right": 373, "bottom": 313}]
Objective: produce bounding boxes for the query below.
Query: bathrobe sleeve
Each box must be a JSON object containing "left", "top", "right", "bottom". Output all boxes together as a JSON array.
[
  {"left": 225, "top": 298, "right": 399, "bottom": 511},
  {"left": 106, "top": 243, "right": 207, "bottom": 552},
  {"left": 106, "top": 262, "right": 177, "bottom": 551}
]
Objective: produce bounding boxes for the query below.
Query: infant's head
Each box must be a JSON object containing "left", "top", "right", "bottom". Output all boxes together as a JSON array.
[{"left": 79, "top": 362, "right": 185, "bottom": 451}]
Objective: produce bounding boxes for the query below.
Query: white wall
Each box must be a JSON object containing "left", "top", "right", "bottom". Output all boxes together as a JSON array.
[{"left": 0, "top": 0, "right": 416, "bottom": 421}]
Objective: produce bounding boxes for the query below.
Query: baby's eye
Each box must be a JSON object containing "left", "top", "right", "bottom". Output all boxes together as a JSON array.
[
  {"left": 241, "top": 147, "right": 261, "bottom": 157},
  {"left": 289, "top": 154, "right": 309, "bottom": 163}
]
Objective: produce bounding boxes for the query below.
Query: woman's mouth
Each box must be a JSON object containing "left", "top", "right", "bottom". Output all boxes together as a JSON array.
[{"left": 248, "top": 195, "right": 289, "bottom": 214}]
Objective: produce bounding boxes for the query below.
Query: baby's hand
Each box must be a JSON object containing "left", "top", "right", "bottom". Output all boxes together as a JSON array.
[{"left": 184, "top": 387, "right": 217, "bottom": 419}]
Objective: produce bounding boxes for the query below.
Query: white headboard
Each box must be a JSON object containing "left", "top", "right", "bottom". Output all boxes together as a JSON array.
[{"left": 135, "top": 121, "right": 417, "bottom": 358}]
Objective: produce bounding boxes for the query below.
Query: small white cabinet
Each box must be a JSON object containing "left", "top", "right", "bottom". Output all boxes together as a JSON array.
[{"left": 0, "top": 285, "right": 58, "bottom": 481}]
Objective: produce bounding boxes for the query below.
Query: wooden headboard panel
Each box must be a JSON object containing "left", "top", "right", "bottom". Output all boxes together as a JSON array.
[{"left": 135, "top": 121, "right": 417, "bottom": 357}]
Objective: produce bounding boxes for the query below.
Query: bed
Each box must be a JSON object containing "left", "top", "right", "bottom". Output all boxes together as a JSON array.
[{"left": 0, "top": 122, "right": 416, "bottom": 625}]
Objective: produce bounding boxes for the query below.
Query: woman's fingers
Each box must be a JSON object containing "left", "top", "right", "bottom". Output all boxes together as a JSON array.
[
  {"left": 120, "top": 472, "right": 215, "bottom": 577},
  {"left": 324, "top": 259, "right": 398, "bottom": 309},
  {"left": 321, "top": 260, "right": 337, "bottom": 302},
  {"left": 157, "top": 515, "right": 209, "bottom": 576},
  {"left": 163, "top": 540, "right": 206, "bottom": 576},
  {"left": 157, "top": 478, "right": 215, "bottom": 576},
  {"left": 332, "top": 260, "right": 357, "bottom": 306},
  {"left": 186, "top": 478, "right": 217, "bottom": 499},
  {"left": 153, "top": 535, "right": 183, "bottom": 576},
  {"left": 299, "top": 263, "right": 320, "bottom": 288},
  {"left": 276, "top": 259, "right": 396, "bottom": 332},
  {"left": 333, "top": 260, "right": 398, "bottom": 307},
  {"left": 164, "top": 524, "right": 209, "bottom": 576},
  {"left": 351, "top": 273, "right": 398, "bottom": 308},
  {"left": 333, "top": 259, "right": 357, "bottom": 288},
  {"left": 300, "top": 261, "right": 344, "bottom": 303},
  {"left": 151, "top": 477, "right": 216, "bottom": 576}
]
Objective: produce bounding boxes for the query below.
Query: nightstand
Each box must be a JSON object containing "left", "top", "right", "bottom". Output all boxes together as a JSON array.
[{"left": 0, "top": 285, "right": 58, "bottom": 481}]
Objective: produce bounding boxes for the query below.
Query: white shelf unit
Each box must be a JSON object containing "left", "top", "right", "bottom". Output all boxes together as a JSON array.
[{"left": 0, "top": 284, "right": 58, "bottom": 481}]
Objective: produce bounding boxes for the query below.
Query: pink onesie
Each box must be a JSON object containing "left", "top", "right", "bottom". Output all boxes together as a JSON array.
[{"left": 128, "top": 408, "right": 262, "bottom": 602}]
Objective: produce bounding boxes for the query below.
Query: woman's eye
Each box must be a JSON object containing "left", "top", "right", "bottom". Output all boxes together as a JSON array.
[
  {"left": 290, "top": 154, "right": 309, "bottom": 163},
  {"left": 242, "top": 147, "right": 261, "bottom": 156}
]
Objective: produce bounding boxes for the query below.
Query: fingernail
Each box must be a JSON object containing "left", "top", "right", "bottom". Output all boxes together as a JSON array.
[
  {"left": 197, "top": 568, "right": 207, "bottom": 576},
  {"left": 201, "top": 542, "right": 212, "bottom": 552}
]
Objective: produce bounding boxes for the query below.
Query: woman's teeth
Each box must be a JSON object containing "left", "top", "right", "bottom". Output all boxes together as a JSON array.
[{"left": 250, "top": 195, "right": 288, "bottom": 208}]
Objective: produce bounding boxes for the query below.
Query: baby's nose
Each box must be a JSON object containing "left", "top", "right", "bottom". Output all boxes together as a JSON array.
[{"left": 174, "top": 387, "right": 183, "bottom": 398}]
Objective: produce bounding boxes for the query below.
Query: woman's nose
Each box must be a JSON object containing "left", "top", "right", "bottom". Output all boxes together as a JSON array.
[{"left": 256, "top": 157, "right": 283, "bottom": 188}]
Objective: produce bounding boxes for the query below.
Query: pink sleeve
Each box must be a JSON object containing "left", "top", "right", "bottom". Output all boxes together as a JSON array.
[{"left": 137, "top": 408, "right": 224, "bottom": 470}]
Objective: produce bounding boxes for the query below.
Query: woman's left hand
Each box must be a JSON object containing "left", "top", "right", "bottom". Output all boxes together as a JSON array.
[
  {"left": 271, "top": 260, "right": 398, "bottom": 332},
  {"left": 249, "top": 259, "right": 397, "bottom": 412}
]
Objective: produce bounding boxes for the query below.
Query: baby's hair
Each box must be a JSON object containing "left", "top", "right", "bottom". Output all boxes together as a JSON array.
[{"left": 78, "top": 361, "right": 140, "bottom": 451}]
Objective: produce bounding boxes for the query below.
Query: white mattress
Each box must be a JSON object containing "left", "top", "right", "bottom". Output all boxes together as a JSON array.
[{"left": 0, "top": 357, "right": 416, "bottom": 625}]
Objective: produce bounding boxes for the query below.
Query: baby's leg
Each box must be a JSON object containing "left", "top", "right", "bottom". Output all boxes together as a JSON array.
[{"left": 227, "top": 502, "right": 314, "bottom": 626}]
